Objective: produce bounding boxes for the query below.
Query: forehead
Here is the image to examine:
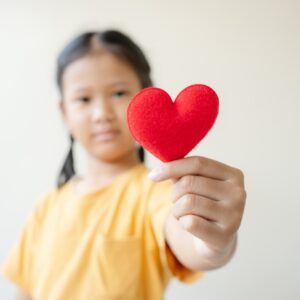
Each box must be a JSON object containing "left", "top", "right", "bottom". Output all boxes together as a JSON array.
[{"left": 62, "top": 51, "right": 140, "bottom": 91}]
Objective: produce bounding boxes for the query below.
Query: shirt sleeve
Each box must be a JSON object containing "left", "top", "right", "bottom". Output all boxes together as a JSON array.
[
  {"left": 147, "top": 179, "right": 204, "bottom": 284},
  {"left": 1, "top": 191, "right": 51, "bottom": 293}
]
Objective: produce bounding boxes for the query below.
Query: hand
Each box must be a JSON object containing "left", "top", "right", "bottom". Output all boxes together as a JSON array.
[{"left": 148, "top": 156, "right": 247, "bottom": 258}]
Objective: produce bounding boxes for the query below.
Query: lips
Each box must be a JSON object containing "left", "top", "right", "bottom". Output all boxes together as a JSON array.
[{"left": 92, "top": 129, "right": 120, "bottom": 142}]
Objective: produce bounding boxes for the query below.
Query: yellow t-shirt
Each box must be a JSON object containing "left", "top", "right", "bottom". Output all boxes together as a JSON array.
[{"left": 1, "top": 163, "right": 203, "bottom": 299}]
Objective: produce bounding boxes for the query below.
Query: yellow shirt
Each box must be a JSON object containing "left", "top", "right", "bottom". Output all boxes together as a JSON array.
[{"left": 1, "top": 163, "right": 203, "bottom": 299}]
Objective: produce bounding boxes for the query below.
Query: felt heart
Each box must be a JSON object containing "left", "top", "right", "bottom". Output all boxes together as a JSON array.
[{"left": 127, "top": 84, "right": 219, "bottom": 162}]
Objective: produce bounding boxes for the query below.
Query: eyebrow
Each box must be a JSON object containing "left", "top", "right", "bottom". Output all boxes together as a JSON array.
[
  {"left": 107, "top": 80, "right": 130, "bottom": 87},
  {"left": 71, "top": 87, "right": 89, "bottom": 94},
  {"left": 72, "top": 80, "right": 130, "bottom": 93}
]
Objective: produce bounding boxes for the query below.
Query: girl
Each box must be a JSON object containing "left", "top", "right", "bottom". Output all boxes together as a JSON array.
[{"left": 2, "top": 30, "right": 246, "bottom": 300}]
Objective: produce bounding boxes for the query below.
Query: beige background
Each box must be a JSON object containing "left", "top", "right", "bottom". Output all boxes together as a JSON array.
[{"left": 0, "top": 0, "right": 299, "bottom": 299}]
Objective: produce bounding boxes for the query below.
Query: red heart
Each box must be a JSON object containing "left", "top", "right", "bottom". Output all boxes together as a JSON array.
[{"left": 127, "top": 84, "right": 219, "bottom": 162}]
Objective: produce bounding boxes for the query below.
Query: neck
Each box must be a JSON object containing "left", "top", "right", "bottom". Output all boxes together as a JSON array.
[{"left": 84, "top": 150, "right": 141, "bottom": 185}]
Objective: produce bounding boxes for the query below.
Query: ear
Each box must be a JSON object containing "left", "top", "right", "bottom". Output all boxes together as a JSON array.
[
  {"left": 58, "top": 99, "right": 71, "bottom": 131},
  {"left": 58, "top": 100, "right": 74, "bottom": 139},
  {"left": 58, "top": 99, "right": 66, "bottom": 120}
]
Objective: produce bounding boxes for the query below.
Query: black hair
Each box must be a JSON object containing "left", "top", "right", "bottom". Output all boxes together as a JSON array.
[{"left": 56, "top": 30, "right": 153, "bottom": 188}]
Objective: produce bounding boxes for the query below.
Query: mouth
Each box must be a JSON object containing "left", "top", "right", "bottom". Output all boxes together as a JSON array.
[{"left": 92, "top": 130, "right": 120, "bottom": 142}]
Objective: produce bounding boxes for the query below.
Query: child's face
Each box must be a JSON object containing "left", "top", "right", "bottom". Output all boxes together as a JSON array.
[{"left": 60, "top": 51, "right": 142, "bottom": 162}]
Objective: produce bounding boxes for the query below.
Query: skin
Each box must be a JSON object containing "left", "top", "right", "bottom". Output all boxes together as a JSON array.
[
  {"left": 16, "top": 50, "right": 143, "bottom": 300},
  {"left": 59, "top": 50, "right": 143, "bottom": 195},
  {"left": 15, "top": 49, "right": 246, "bottom": 299},
  {"left": 149, "top": 156, "right": 246, "bottom": 270}
]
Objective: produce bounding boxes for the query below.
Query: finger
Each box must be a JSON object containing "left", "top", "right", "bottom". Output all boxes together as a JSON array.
[
  {"left": 172, "top": 194, "right": 221, "bottom": 223},
  {"left": 178, "top": 214, "right": 222, "bottom": 246},
  {"left": 171, "top": 175, "right": 229, "bottom": 202},
  {"left": 148, "top": 156, "right": 237, "bottom": 182}
]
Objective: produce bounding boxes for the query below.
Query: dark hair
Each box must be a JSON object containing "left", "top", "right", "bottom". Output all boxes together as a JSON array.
[{"left": 56, "top": 30, "right": 153, "bottom": 188}]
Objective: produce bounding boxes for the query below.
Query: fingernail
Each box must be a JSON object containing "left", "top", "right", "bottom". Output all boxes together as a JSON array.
[{"left": 148, "top": 167, "right": 163, "bottom": 181}]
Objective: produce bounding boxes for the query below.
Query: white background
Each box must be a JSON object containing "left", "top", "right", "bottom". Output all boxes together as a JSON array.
[{"left": 0, "top": 0, "right": 299, "bottom": 299}]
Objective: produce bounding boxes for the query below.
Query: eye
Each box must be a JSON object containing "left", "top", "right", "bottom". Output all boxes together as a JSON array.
[
  {"left": 76, "top": 96, "right": 90, "bottom": 103},
  {"left": 112, "top": 90, "right": 127, "bottom": 99}
]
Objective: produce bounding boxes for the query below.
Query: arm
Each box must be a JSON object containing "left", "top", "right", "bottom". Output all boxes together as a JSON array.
[
  {"left": 165, "top": 211, "right": 237, "bottom": 271},
  {"left": 149, "top": 156, "right": 246, "bottom": 271}
]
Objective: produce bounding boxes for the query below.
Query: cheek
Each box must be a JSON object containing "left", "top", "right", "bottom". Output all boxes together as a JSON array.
[
  {"left": 115, "top": 102, "right": 128, "bottom": 129},
  {"left": 66, "top": 110, "right": 90, "bottom": 139},
  {"left": 115, "top": 104, "right": 135, "bottom": 143}
]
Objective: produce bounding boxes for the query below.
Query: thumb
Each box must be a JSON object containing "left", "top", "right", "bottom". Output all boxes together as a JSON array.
[{"left": 147, "top": 163, "right": 179, "bottom": 183}]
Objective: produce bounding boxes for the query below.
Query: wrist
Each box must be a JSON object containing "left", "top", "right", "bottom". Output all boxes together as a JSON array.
[{"left": 192, "top": 234, "right": 238, "bottom": 269}]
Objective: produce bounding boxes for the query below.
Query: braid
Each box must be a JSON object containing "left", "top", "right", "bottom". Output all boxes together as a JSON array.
[
  {"left": 57, "top": 135, "right": 75, "bottom": 188},
  {"left": 138, "top": 146, "right": 145, "bottom": 162}
]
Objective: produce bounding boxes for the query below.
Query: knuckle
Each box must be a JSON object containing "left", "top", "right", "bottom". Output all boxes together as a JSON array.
[
  {"left": 234, "top": 187, "right": 247, "bottom": 204},
  {"left": 182, "top": 216, "right": 197, "bottom": 231},
  {"left": 181, "top": 194, "right": 195, "bottom": 211},
  {"left": 180, "top": 175, "right": 194, "bottom": 191},
  {"left": 225, "top": 198, "right": 244, "bottom": 220},
  {"left": 194, "top": 156, "right": 205, "bottom": 171},
  {"left": 223, "top": 200, "right": 244, "bottom": 229},
  {"left": 234, "top": 168, "right": 245, "bottom": 181}
]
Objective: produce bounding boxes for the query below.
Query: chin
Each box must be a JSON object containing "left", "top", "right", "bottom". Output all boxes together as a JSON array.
[{"left": 90, "top": 147, "right": 134, "bottom": 163}]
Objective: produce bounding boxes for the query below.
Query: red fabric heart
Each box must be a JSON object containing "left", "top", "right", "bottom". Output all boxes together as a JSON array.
[{"left": 127, "top": 84, "right": 219, "bottom": 162}]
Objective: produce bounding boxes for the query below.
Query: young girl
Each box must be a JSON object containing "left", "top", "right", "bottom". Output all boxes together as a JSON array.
[{"left": 2, "top": 30, "right": 246, "bottom": 300}]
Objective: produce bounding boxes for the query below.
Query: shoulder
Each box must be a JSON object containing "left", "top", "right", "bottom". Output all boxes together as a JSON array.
[{"left": 29, "top": 183, "right": 69, "bottom": 223}]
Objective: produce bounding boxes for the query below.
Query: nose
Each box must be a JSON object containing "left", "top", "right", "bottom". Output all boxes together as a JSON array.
[{"left": 91, "top": 98, "right": 114, "bottom": 122}]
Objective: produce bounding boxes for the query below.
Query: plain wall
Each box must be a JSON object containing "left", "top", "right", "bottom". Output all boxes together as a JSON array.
[{"left": 0, "top": 0, "right": 299, "bottom": 299}]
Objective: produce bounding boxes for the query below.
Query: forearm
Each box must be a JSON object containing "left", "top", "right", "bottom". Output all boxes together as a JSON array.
[{"left": 164, "top": 212, "right": 238, "bottom": 271}]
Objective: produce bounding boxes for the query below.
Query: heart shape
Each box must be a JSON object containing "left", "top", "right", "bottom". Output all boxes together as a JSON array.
[{"left": 127, "top": 84, "right": 219, "bottom": 162}]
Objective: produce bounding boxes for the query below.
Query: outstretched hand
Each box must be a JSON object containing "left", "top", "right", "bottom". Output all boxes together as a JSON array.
[{"left": 148, "top": 156, "right": 246, "bottom": 257}]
